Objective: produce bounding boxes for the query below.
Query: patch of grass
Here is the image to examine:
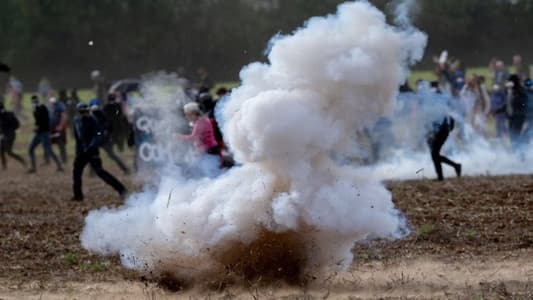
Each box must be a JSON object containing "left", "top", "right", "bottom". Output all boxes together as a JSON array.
[
  {"left": 212, "top": 66, "right": 511, "bottom": 93},
  {"left": 63, "top": 252, "right": 78, "bottom": 266},
  {"left": 417, "top": 223, "right": 436, "bottom": 236},
  {"left": 81, "top": 261, "right": 108, "bottom": 273},
  {"left": 213, "top": 81, "right": 240, "bottom": 91}
]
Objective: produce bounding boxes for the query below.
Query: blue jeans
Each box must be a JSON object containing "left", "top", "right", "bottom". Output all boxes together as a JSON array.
[{"left": 28, "top": 132, "right": 62, "bottom": 170}]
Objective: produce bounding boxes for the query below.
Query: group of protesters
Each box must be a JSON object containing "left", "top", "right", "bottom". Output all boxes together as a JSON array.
[
  {"left": 2, "top": 54, "right": 532, "bottom": 189},
  {"left": 432, "top": 53, "right": 533, "bottom": 149},
  {"left": 386, "top": 53, "right": 533, "bottom": 181},
  {"left": 0, "top": 68, "right": 234, "bottom": 200}
]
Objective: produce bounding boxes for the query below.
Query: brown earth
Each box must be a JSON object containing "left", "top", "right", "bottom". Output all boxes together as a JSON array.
[{"left": 0, "top": 162, "right": 532, "bottom": 299}]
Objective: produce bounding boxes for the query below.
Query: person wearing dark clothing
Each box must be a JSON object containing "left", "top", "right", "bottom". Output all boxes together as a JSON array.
[
  {"left": 103, "top": 94, "right": 129, "bottom": 152},
  {"left": 490, "top": 84, "right": 508, "bottom": 138},
  {"left": 91, "top": 102, "right": 130, "bottom": 174},
  {"left": 506, "top": 75, "right": 528, "bottom": 151},
  {"left": 0, "top": 103, "right": 26, "bottom": 169},
  {"left": 197, "top": 91, "right": 216, "bottom": 118},
  {"left": 427, "top": 116, "right": 461, "bottom": 181},
  {"left": 399, "top": 81, "right": 413, "bottom": 93},
  {"left": 67, "top": 89, "right": 80, "bottom": 136},
  {"left": 523, "top": 79, "right": 533, "bottom": 142},
  {"left": 27, "top": 96, "right": 63, "bottom": 173},
  {"left": 72, "top": 103, "right": 127, "bottom": 201}
]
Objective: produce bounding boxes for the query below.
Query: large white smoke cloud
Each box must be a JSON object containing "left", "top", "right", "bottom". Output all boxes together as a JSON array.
[{"left": 81, "top": 1, "right": 427, "bottom": 281}]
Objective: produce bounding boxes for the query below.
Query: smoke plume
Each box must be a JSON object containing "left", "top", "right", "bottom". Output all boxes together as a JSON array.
[{"left": 81, "top": 1, "right": 427, "bottom": 284}]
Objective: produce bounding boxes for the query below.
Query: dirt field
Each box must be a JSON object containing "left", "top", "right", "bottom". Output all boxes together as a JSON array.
[{"left": 1, "top": 161, "right": 532, "bottom": 299}]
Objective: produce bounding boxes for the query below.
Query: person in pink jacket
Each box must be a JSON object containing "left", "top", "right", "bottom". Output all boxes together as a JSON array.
[
  {"left": 180, "top": 102, "right": 220, "bottom": 154},
  {"left": 179, "top": 102, "right": 222, "bottom": 177}
]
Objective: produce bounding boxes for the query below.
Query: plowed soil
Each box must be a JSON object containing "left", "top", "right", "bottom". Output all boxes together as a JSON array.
[{"left": 1, "top": 163, "right": 532, "bottom": 299}]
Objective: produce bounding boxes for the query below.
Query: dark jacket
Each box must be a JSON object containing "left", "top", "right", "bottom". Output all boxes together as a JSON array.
[
  {"left": 509, "top": 88, "right": 528, "bottom": 118},
  {"left": 102, "top": 102, "right": 121, "bottom": 133},
  {"left": 33, "top": 104, "right": 50, "bottom": 133},
  {"left": 0, "top": 111, "right": 20, "bottom": 137},
  {"left": 92, "top": 109, "right": 111, "bottom": 133},
  {"left": 527, "top": 90, "right": 533, "bottom": 119},
  {"left": 428, "top": 116, "right": 455, "bottom": 141},
  {"left": 491, "top": 91, "right": 507, "bottom": 115},
  {"left": 74, "top": 115, "right": 105, "bottom": 155}
]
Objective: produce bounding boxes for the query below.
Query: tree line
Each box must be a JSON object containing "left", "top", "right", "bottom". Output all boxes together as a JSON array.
[{"left": 1, "top": 0, "right": 532, "bottom": 88}]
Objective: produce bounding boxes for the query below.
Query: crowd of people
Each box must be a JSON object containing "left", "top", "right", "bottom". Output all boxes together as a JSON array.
[
  {"left": 0, "top": 69, "right": 232, "bottom": 201},
  {"left": 434, "top": 54, "right": 531, "bottom": 144},
  {"left": 1, "top": 54, "right": 532, "bottom": 195},
  {"left": 381, "top": 53, "right": 533, "bottom": 181}
]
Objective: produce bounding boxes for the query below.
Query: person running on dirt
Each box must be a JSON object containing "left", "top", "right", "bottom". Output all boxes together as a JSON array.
[
  {"left": 71, "top": 103, "right": 127, "bottom": 202},
  {"left": 27, "top": 95, "right": 63, "bottom": 173},
  {"left": 0, "top": 102, "right": 26, "bottom": 169},
  {"left": 427, "top": 116, "right": 462, "bottom": 181},
  {"left": 48, "top": 96, "right": 68, "bottom": 163},
  {"left": 90, "top": 99, "right": 131, "bottom": 175}
]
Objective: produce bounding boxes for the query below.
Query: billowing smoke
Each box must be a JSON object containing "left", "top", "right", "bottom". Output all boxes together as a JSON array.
[
  {"left": 361, "top": 77, "right": 533, "bottom": 181},
  {"left": 81, "top": 1, "right": 427, "bottom": 284},
  {"left": 394, "top": 0, "right": 417, "bottom": 28}
]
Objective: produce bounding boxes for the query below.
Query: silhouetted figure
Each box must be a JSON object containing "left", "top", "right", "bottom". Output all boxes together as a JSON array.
[
  {"left": 71, "top": 103, "right": 127, "bottom": 201},
  {"left": 49, "top": 95, "right": 68, "bottom": 163},
  {"left": 67, "top": 88, "right": 80, "bottom": 135},
  {"left": 91, "top": 100, "right": 130, "bottom": 175},
  {"left": 427, "top": 116, "right": 461, "bottom": 181},
  {"left": 506, "top": 74, "right": 528, "bottom": 151},
  {"left": 0, "top": 102, "right": 25, "bottom": 169},
  {"left": 490, "top": 84, "right": 508, "bottom": 138},
  {"left": 103, "top": 93, "right": 129, "bottom": 152},
  {"left": 524, "top": 79, "right": 533, "bottom": 142},
  {"left": 27, "top": 95, "right": 63, "bottom": 173}
]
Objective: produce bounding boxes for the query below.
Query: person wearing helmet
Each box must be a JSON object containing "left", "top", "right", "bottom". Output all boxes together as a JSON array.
[
  {"left": 71, "top": 102, "right": 127, "bottom": 201},
  {"left": 0, "top": 102, "right": 26, "bottom": 169},
  {"left": 27, "top": 95, "right": 64, "bottom": 173}
]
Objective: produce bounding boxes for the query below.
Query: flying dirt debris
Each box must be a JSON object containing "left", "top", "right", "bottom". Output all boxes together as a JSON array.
[{"left": 81, "top": 0, "right": 427, "bottom": 285}]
